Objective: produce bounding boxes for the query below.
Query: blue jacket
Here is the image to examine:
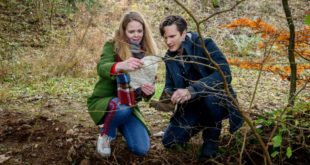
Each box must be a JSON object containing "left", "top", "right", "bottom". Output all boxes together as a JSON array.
[{"left": 164, "top": 32, "right": 243, "bottom": 133}]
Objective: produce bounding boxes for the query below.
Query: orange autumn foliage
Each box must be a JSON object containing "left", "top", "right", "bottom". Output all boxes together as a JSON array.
[
  {"left": 222, "top": 18, "right": 310, "bottom": 60},
  {"left": 222, "top": 18, "right": 309, "bottom": 84},
  {"left": 227, "top": 58, "right": 310, "bottom": 84}
]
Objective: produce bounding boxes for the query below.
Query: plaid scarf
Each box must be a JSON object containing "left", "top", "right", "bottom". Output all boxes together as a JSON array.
[
  {"left": 116, "top": 43, "right": 145, "bottom": 106},
  {"left": 116, "top": 73, "right": 136, "bottom": 106},
  {"left": 130, "top": 42, "right": 144, "bottom": 59}
]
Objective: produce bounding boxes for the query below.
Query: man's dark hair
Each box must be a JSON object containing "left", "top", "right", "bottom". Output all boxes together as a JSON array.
[{"left": 159, "top": 15, "right": 187, "bottom": 36}]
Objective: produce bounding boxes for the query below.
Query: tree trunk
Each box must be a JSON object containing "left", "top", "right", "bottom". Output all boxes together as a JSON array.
[{"left": 282, "top": 0, "right": 296, "bottom": 107}]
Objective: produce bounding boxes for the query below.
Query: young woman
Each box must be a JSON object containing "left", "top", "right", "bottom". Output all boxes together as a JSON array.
[{"left": 87, "top": 11, "right": 158, "bottom": 157}]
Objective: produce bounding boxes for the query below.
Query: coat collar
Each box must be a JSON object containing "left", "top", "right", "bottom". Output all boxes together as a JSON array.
[{"left": 182, "top": 32, "right": 194, "bottom": 55}]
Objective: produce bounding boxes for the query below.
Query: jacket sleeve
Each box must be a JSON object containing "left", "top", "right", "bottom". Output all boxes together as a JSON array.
[
  {"left": 97, "top": 42, "right": 117, "bottom": 79},
  {"left": 189, "top": 38, "right": 232, "bottom": 97},
  {"left": 163, "top": 64, "right": 174, "bottom": 95}
]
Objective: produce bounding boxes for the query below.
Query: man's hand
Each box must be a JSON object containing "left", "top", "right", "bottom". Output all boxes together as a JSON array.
[
  {"left": 141, "top": 83, "right": 154, "bottom": 96},
  {"left": 116, "top": 57, "right": 144, "bottom": 72},
  {"left": 171, "top": 88, "right": 191, "bottom": 104}
]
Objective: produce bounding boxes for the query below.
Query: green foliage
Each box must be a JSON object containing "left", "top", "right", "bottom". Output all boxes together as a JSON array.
[
  {"left": 255, "top": 110, "right": 276, "bottom": 126},
  {"left": 271, "top": 150, "right": 279, "bottom": 158},
  {"left": 212, "top": 0, "right": 220, "bottom": 8},
  {"left": 229, "top": 34, "right": 262, "bottom": 57},
  {"left": 153, "top": 82, "right": 164, "bottom": 100},
  {"left": 305, "top": 14, "right": 310, "bottom": 25},
  {"left": 0, "top": 38, "right": 21, "bottom": 83},
  {"left": 78, "top": 0, "right": 96, "bottom": 9},
  {"left": 8, "top": 77, "right": 96, "bottom": 102},
  {"left": 286, "top": 146, "right": 292, "bottom": 158},
  {"left": 272, "top": 135, "right": 282, "bottom": 148},
  {"left": 0, "top": 85, "right": 11, "bottom": 104},
  {"left": 255, "top": 101, "right": 310, "bottom": 161},
  {"left": 293, "top": 101, "right": 310, "bottom": 114}
]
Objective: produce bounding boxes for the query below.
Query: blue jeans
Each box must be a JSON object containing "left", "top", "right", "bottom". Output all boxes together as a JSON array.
[{"left": 100, "top": 98, "right": 150, "bottom": 156}]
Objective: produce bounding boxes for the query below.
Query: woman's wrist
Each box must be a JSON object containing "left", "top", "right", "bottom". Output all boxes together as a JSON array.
[
  {"left": 115, "top": 62, "right": 124, "bottom": 73},
  {"left": 111, "top": 62, "right": 121, "bottom": 75}
]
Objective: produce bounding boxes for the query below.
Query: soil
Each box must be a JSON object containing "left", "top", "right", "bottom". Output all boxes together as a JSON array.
[
  {"left": 1, "top": 68, "right": 309, "bottom": 164},
  {"left": 1, "top": 81, "right": 309, "bottom": 165}
]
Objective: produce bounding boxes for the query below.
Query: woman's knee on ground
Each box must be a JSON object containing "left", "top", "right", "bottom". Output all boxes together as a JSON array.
[{"left": 128, "top": 142, "right": 150, "bottom": 156}]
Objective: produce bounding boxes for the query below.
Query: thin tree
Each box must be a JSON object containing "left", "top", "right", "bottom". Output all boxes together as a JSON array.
[{"left": 282, "top": 0, "right": 296, "bottom": 107}]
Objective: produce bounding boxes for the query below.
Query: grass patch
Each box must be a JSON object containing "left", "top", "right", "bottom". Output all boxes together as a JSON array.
[
  {"left": 153, "top": 82, "right": 164, "bottom": 100},
  {"left": 8, "top": 77, "right": 96, "bottom": 103}
]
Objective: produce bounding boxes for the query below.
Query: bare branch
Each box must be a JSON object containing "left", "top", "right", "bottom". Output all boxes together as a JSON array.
[
  {"left": 198, "top": 0, "right": 246, "bottom": 25},
  {"left": 295, "top": 50, "right": 310, "bottom": 62},
  {"left": 239, "top": 129, "right": 248, "bottom": 165},
  {"left": 248, "top": 33, "right": 280, "bottom": 111}
]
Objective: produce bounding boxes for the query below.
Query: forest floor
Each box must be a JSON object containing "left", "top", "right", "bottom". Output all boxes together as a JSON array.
[{"left": 1, "top": 68, "right": 309, "bottom": 165}]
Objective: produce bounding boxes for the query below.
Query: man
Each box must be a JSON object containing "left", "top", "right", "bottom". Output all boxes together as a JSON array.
[{"left": 159, "top": 15, "right": 243, "bottom": 160}]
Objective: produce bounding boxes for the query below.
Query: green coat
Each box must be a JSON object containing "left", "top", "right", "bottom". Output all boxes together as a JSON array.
[{"left": 87, "top": 41, "right": 150, "bottom": 134}]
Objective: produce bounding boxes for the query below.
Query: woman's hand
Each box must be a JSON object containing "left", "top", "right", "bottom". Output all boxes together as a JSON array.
[
  {"left": 116, "top": 57, "right": 144, "bottom": 72},
  {"left": 141, "top": 83, "right": 154, "bottom": 96},
  {"left": 171, "top": 89, "right": 191, "bottom": 104}
]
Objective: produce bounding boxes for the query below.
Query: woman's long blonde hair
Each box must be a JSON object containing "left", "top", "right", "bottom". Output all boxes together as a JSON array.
[{"left": 114, "top": 11, "right": 158, "bottom": 60}]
